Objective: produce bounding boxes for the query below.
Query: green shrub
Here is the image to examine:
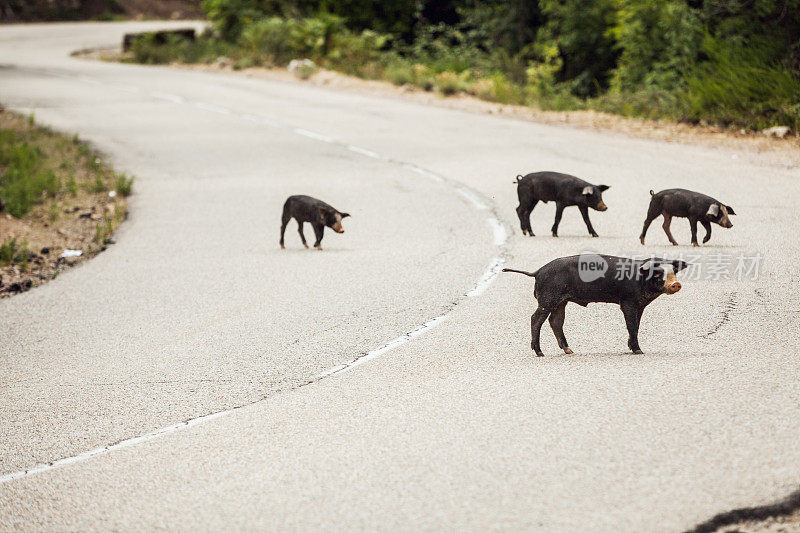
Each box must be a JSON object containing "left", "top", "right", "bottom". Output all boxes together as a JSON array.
[
  {"left": 683, "top": 36, "right": 800, "bottom": 131},
  {"left": 201, "top": 0, "right": 264, "bottom": 41},
  {"left": 434, "top": 71, "right": 460, "bottom": 95},
  {"left": 238, "top": 17, "right": 297, "bottom": 66},
  {"left": 0, "top": 237, "right": 29, "bottom": 266},
  {"left": 468, "top": 78, "right": 496, "bottom": 100},
  {"left": 328, "top": 29, "right": 390, "bottom": 76},
  {"left": 611, "top": 0, "right": 702, "bottom": 93},
  {"left": 115, "top": 174, "right": 134, "bottom": 197},
  {"left": 385, "top": 62, "right": 414, "bottom": 85}
]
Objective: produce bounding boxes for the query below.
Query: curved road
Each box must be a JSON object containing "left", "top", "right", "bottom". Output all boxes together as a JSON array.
[{"left": 1, "top": 22, "right": 799, "bottom": 531}]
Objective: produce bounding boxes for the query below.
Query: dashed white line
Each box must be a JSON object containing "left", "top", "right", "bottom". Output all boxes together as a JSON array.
[
  {"left": 77, "top": 76, "right": 101, "bottom": 85},
  {"left": 109, "top": 84, "right": 140, "bottom": 93},
  {"left": 241, "top": 113, "right": 281, "bottom": 127},
  {"left": 151, "top": 91, "right": 184, "bottom": 104},
  {"left": 194, "top": 102, "right": 231, "bottom": 114},
  {"left": 401, "top": 163, "right": 445, "bottom": 183},
  {"left": 294, "top": 128, "right": 334, "bottom": 143},
  {"left": 347, "top": 145, "right": 385, "bottom": 160}
]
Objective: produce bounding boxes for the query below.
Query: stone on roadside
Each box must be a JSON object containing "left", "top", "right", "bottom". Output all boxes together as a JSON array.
[
  {"left": 288, "top": 59, "right": 317, "bottom": 80},
  {"left": 761, "top": 126, "right": 790, "bottom": 138}
]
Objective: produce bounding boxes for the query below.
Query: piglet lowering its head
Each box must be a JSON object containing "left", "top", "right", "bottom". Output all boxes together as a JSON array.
[
  {"left": 280, "top": 195, "right": 350, "bottom": 251},
  {"left": 640, "top": 188, "right": 736, "bottom": 246},
  {"left": 503, "top": 254, "right": 688, "bottom": 356}
]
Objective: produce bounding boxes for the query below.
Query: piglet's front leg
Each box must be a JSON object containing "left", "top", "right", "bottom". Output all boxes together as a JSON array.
[
  {"left": 621, "top": 302, "right": 644, "bottom": 354},
  {"left": 312, "top": 223, "right": 325, "bottom": 250},
  {"left": 579, "top": 206, "right": 599, "bottom": 237}
]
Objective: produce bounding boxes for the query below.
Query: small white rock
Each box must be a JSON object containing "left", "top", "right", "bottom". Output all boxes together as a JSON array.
[
  {"left": 761, "top": 126, "right": 790, "bottom": 138},
  {"left": 61, "top": 249, "right": 82, "bottom": 258}
]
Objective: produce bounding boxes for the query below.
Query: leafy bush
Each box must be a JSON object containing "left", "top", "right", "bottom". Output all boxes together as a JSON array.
[
  {"left": 537, "top": 0, "right": 618, "bottom": 97},
  {"left": 202, "top": 0, "right": 265, "bottom": 41},
  {"left": 328, "top": 29, "right": 390, "bottom": 76},
  {"left": 238, "top": 17, "right": 296, "bottom": 65},
  {"left": 434, "top": 71, "right": 460, "bottom": 95},
  {"left": 684, "top": 36, "right": 800, "bottom": 130},
  {"left": 611, "top": 0, "right": 702, "bottom": 93},
  {"left": 115, "top": 174, "right": 134, "bottom": 197},
  {"left": 0, "top": 237, "right": 29, "bottom": 267},
  {"left": 385, "top": 62, "right": 414, "bottom": 85}
]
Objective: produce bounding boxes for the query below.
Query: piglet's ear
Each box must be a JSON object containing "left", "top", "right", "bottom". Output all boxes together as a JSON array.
[
  {"left": 598, "top": 185, "right": 610, "bottom": 191},
  {"left": 725, "top": 205, "right": 736, "bottom": 215},
  {"left": 706, "top": 203, "right": 719, "bottom": 217},
  {"left": 638, "top": 259, "right": 654, "bottom": 274},
  {"left": 672, "top": 260, "right": 689, "bottom": 272},
  {"left": 340, "top": 212, "right": 350, "bottom": 218},
  {"left": 582, "top": 186, "right": 593, "bottom": 195}
]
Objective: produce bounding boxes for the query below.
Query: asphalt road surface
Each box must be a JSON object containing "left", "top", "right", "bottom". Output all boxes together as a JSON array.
[{"left": 1, "top": 22, "right": 799, "bottom": 532}]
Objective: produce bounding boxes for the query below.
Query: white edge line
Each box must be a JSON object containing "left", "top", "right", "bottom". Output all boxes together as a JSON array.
[
  {"left": 488, "top": 217, "right": 507, "bottom": 246},
  {"left": 0, "top": 315, "right": 448, "bottom": 486},
  {"left": 466, "top": 257, "right": 506, "bottom": 297},
  {"left": 456, "top": 188, "right": 489, "bottom": 210}
]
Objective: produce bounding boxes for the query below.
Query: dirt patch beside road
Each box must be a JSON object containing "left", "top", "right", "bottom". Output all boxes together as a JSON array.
[{"left": 0, "top": 109, "right": 131, "bottom": 297}]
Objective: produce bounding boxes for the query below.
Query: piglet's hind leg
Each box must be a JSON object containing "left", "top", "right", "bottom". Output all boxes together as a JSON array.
[
  {"left": 530, "top": 307, "right": 550, "bottom": 356},
  {"left": 548, "top": 302, "right": 572, "bottom": 354}
]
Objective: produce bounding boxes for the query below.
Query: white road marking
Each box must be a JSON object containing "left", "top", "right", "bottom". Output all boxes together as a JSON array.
[
  {"left": 109, "top": 84, "right": 140, "bottom": 93},
  {"left": 151, "top": 91, "right": 184, "bottom": 104},
  {"left": 294, "top": 128, "right": 334, "bottom": 143},
  {"left": 240, "top": 113, "right": 281, "bottom": 127},
  {"left": 77, "top": 76, "right": 101, "bottom": 85},
  {"left": 488, "top": 217, "right": 507, "bottom": 246},
  {"left": 0, "top": 411, "right": 233, "bottom": 485},
  {"left": 401, "top": 163, "right": 445, "bottom": 183},
  {"left": 194, "top": 102, "right": 231, "bottom": 114},
  {"left": 456, "top": 188, "right": 489, "bottom": 210},
  {"left": 466, "top": 257, "right": 507, "bottom": 297},
  {"left": 347, "top": 145, "right": 384, "bottom": 160}
]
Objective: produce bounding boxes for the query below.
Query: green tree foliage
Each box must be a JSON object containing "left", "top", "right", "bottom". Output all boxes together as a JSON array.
[
  {"left": 611, "top": 0, "right": 702, "bottom": 92},
  {"left": 537, "top": 0, "right": 619, "bottom": 97}
]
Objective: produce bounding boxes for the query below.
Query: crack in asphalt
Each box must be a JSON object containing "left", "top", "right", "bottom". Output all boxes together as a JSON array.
[{"left": 699, "top": 291, "right": 738, "bottom": 339}]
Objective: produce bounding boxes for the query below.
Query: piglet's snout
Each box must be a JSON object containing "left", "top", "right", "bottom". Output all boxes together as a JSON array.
[
  {"left": 596, "top": 201, "right": 608, "bottom": 211},
  {"left": 663, "top": 272, "right": 682, "bottom": 294},
  {"left": 332, "top": 222, "right": 344, "bottom": 233}
]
